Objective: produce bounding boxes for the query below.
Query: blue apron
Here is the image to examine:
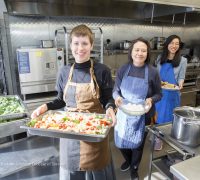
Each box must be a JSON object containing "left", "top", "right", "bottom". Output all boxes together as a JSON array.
[
  {"left": 114, "top": 64, "right": 148, "bottom": 149},
  {"left": 155, "top": 63, "right": 180, "bottom": 124}
]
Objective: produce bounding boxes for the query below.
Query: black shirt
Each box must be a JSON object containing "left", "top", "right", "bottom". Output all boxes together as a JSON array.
[
  {"left": 47, "top": 60, "right": 115, "bottom": 110},
  {"left": 113, "top": 63, "right": 162, "bottom": 124}
]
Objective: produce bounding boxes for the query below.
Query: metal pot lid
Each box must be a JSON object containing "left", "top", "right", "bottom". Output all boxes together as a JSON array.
[{"left": 174, "top": 106, "right": 200, "bottom": 121}]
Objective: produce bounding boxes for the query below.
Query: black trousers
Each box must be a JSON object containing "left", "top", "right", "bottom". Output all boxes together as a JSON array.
[{"left": 119, "top": 131, "right": 148, "bottom": 172}]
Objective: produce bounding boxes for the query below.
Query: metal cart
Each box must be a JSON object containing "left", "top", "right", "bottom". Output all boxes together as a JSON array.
[{"left": 55, "top": 26, "right": 104, "bottom": 65}]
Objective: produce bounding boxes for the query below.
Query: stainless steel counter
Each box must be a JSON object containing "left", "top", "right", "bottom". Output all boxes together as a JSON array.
[
  {"left": 0, "top": 136, "right": 59, "bottom": 179},
  {"left": 147, "top": 123, "right": 200, "bottom": 180},
  {"left": 150, "top": 123, "right": 200, "bottom": 156},
  {"left": 170, "top": 155, "right": 200, "bottom": 180}
]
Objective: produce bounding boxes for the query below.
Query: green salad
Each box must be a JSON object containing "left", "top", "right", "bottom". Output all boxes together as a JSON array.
[{"left": 0, "top": 96, "right": 25, "bottom": 115}]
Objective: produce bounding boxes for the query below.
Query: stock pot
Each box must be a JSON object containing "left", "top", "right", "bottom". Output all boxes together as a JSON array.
[
  {"left": 171, "top": 106, "right": 200, "bottom": 147},
  {"left": 119, "top": 40, "right": 131, "bottom": 50}
]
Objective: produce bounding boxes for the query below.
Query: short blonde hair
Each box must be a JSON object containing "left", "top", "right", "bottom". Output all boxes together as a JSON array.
[{"left": 70, "top": 24, "right": 94, "bottom": 45}]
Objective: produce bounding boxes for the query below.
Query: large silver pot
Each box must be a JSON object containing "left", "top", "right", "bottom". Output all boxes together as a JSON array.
[
  {"left": 171, "top": 107, "right": 200, "bottom": 147},
  {"left": 119, "top": 40, "right": 131, "bottom": 50}
]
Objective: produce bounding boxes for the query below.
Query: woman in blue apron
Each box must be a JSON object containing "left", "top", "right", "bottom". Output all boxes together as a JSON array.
[
  {"left": 113, "top": 38, "right": 162, "bottom": 180},
  {"left": 31, "top": 24, "right": 116, "bottom": 180},
  {"left": 155, "top": 35, "right": 187, "bottom": 150}
]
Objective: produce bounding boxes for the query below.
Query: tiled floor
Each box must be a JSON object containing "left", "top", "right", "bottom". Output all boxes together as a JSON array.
[{"left": 110, "top": 130, "right": 170, "bottom": 180}]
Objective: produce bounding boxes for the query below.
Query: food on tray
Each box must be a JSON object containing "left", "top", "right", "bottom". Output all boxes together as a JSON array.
[
  {"left": 0, "top": 96, "right": 25, "bottom": 115},
  {"left": 161, "top": 81, "right": 179, "bottom": 90},
  {"left": 27, "top": 112, "right": 112, "bottom": 135}
]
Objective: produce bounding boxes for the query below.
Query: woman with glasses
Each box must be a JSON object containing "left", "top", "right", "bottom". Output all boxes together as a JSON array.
[
  {"left": 154, "top": 35, "right": 187, "bottom": 150},
  {"left": 113, "top": 37, "right": 162, "bottom": 180}
]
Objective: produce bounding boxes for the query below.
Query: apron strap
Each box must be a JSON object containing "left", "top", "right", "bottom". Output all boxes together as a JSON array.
[
  {"left": 90, "top": 60, "right": 100, "bottom": 99},
  {"left": 63, "top": 64, "right": 75, "bottom": 101},
  {"left": 144, "top": 64, "right": 149, "bottom": 84}
]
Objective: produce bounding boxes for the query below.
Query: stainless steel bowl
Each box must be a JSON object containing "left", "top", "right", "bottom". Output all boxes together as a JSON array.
[{"left": 171, "top": 107, "right": 200, "bottom": 147}]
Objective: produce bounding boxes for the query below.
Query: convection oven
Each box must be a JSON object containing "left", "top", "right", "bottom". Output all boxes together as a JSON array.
[
  {"left": 181, "top": 62, "right": 200, "bottom": 107},
  {"left": 17, "top": 48, "right": 64, "bottom": 100}
]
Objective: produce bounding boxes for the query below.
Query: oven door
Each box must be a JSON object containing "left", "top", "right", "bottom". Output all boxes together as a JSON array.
[{"left": 181, "top": 87, "right": 198, "bottom": 107}]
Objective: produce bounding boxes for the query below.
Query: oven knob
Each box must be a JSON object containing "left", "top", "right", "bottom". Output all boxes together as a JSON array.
[{"left": 58, "top": 56, "right": 62, "bottom": 60}]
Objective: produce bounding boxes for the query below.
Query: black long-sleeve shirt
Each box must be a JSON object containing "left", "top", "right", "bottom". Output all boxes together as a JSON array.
[
  {"left": 113, "top": 63, "right": 162, "bottom": 123},
  {"left": 47, "top": 60, "right": 115, "bottom": 110}
]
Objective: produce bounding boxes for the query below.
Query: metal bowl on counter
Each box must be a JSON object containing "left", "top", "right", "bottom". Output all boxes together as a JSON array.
[
  {"left": 119, "top": 40, "right": 131, "bottom": 50},
  {"left": 171, "top": 106, "right": 200, "bottom": 147}
]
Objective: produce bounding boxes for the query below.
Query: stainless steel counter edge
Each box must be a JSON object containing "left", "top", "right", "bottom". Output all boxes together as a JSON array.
[{"left": 170, "top": 155, "right": 200, "bottom": 180}]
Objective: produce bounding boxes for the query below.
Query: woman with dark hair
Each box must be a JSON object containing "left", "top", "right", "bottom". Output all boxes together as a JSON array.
[
  {"left": 113, "top": 37, "right": 162, "bottom": 180},
  {"left": 154, "top": 35, "right": 187, "bottom": 150}
]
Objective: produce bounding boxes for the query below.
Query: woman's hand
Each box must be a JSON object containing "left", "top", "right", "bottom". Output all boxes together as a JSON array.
[
  {"left": 106, "top": 107, "right": 116, "bottom": 126},
  {"left": 178, "top": 80, "right": 184, "bottom": 90},
  {"left": 115, "top": 96, "right": 123, "bottom": 107},
  {"left": 145, "top": 98, "right": 152, "bottom": 112},
  {"left": 31, "top": 104, "right": 48, "bottom": 119}
]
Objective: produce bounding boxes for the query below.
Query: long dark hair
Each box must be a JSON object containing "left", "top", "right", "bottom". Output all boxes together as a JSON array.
[
  {"left": 128, "top": 37, "right": 151, "bottom": 64},
  {"left": 160, "top": 35, "right": 181, "bottom": 67}
]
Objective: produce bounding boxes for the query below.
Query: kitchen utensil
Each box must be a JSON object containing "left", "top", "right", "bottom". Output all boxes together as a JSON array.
[
  {"left": 150, "top": 37, "right": 165, "bottom": 50},
  {"left": 171, "top": 106, "right": 200, "bottom": 147},
  {"left": 119, "top": 40, "right": 131, "bottom": 50}
]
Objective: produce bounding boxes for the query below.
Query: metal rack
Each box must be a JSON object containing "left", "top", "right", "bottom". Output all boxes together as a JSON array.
[
  {"left": 147, "top": 123, "right": 200, "bottom": 180},
  {"left": 0, "top": 33, "right": 7, "bottom": 95},
  {"left": 54, "top": 26, "right": 103, "bottom": 65}
]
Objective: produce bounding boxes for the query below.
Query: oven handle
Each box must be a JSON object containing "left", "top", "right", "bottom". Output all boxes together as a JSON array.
[{"left": 181, "top": 89, "right": 199, "bottom": 94}]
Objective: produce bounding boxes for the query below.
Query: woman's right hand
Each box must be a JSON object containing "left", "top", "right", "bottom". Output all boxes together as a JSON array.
[
  {"left": 31, "top": 104, "right": 48, "bottom": 119},
  {"left": 115, "top": 96, "right": 123, "bottom": 107}
]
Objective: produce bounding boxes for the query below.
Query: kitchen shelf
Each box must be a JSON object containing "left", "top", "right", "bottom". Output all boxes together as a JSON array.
[{"left": 152, "top": 156, "right": 174, "bottom": 180}]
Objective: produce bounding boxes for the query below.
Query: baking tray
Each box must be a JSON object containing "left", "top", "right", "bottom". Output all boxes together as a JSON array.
[
  {"left": 0, "top": 95, "right": 29, "bottom": 121},
  {"left": 0, "top": 118, "right": 28, "bottom": 138},
  {"left": 20, "top": 111, "right": 112, "bottom": 142}
]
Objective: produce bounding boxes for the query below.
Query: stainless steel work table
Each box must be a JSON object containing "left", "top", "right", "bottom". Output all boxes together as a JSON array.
[
  {"left": 0, "top": 136, "right": 59, "bottom": 179},
  {"left": 147, "top": 123, "right": 200, "bottom": 180},
  {"left": 170, "top": 155, "right": 200, "bottom": 180}
]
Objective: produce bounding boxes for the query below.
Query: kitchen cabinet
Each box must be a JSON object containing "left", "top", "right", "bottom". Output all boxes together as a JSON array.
[{"left": 147, "top": 124, "right": 200, "bottom": 180}]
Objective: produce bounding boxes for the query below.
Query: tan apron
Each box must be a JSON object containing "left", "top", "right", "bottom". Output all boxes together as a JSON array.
[{"left": 63, "top": 60, "right": 111, "bottom": 171}]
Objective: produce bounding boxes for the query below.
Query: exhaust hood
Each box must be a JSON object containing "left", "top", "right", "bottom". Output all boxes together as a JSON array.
[{"left": 4, "top": 0, "right": 200, "bottom": 23}]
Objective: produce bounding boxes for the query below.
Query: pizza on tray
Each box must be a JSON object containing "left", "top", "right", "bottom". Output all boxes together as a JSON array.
[{"left": 27, "top": 112, "right": 112, "bottom": 135}]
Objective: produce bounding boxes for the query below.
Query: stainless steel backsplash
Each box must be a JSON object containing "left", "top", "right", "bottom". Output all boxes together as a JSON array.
[{"left": 2, "top": 14, "right": 200, "bottom": 94}]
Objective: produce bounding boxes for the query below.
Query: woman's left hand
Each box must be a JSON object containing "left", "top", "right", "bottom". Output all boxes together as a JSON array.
[
  {"left": 178, "top": 80, "right": 184, "bottom": 90},
  {"left": 106, "top": 107, "right": 117, "bottom": 126},
  {"left": 145, "top": 98, "right": 153, "bottom": 112}
]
